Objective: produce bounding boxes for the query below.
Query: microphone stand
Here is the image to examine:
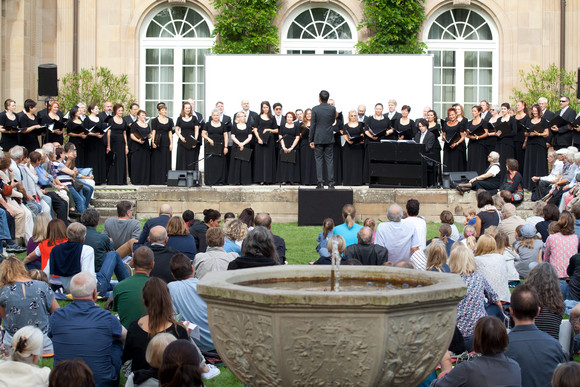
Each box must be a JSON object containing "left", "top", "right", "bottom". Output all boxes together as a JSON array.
[{"left": 419, "top": 153, "right": 446, "bottom": 188}]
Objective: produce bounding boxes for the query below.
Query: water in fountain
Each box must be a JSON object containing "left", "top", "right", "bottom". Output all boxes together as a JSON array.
[{"left": 330, "top": 238, "right": 340, "bottom": 291}]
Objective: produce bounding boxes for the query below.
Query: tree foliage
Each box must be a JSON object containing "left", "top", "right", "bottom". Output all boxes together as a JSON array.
[
  {"left": 512, "top": 64, "right": 579, "bottom": 112},
  {"left": 356, "top": 0, "right": 427, "bottom": 54},
  {"left": 211, "top": 0, "right": 280, "bottom": 54},
  {"left": 59, "top": 67, "right": 135, "bottom": 113}
]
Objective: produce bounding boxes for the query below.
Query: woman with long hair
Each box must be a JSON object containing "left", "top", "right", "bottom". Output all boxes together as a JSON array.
[
  {"left": 24, "top": 212, "right": 50, "bottom": 270},
  {"left": 544, "top": 211, "right": 578, "bottom": 298},
  {"left": 522, "top": 104, "right": 550, "bottom": 190},
  {"left": 66, "top": 105, "right": 87, "bottom": 167},
  {"left": 473, "top": 234, "right": 511, "bottom": 304},
  {"left": 442, "top": 107, "right": 466, "bottom": 172},
  {"left": 23, "top": 218, "right": 68, "bottom": 272},
  {"left": 299, "top": 108, "right": 317, "bottom": 185},
  {"left": 513, "top": 100, "right": 529, "bottom": 173},
  {"left": 426, "top": 242, "right": 450, "bottom": 273},
  {"left": 158, "top": 340, "right": 204, "bottom": 387},
  {"left": 252, "top": 101, "right": 277, "bottom": 184},
  {"left": 332, "top": 204, "right": 362, "bottom": 247},
  {"left": 526, "top": 262, "right": 565, "bottom": 340},
  {"left": 150, "top": 102, "right": 174, "bottom": 185},
  {"left": 84, "top": 103, "right": 107, "bottom": 185},
  {"left": 130, "top": 109, "right": 151, "bottom": 185},
  {"left": 0, "top": 257, "right": 59, "bottom": 355},
  {"left": 106, "top": 103, "right": 129, "bottom": 185},
  {"left": 175, "top": 101, "right": 200, "bottom": 171}
]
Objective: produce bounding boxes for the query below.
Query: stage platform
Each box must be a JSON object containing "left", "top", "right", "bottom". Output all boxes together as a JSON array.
[{"left": 92, "top": 185, "right": 535, "bottom": 223}]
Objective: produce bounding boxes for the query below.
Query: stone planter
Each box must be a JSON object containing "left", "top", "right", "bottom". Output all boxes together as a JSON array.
[{"left": 197, "top": 266, "right": 466, "bottom": 386}]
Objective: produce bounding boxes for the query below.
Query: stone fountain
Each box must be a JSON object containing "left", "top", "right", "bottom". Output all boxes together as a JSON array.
[{"left": 197, "top": 266, "right": 466, "bottom": 386}]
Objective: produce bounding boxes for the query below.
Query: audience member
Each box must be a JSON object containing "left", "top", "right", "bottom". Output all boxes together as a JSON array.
[
  {"left": 315, "top": 217, "right": 334, "bottom": 258},
  {"left": 573, "top": 203, "right": 580, "bottom": 245},
  {"left": 474, "top": 190, "right": 501, "bottom": 237},
  {"left": 526, "top": 263, "right": 565, "bottom": 340},
  {"left": 23, "top": 218, "right": 67, "bottom": 272},
  {"left": 526, "top": 201, "right": 546, "bottom": 227},
  {"left": 125, "top": 333, "right": 176, "bottom": 387},
  {"left": 189, "top": 209, "right": 220, "bottom": 253},
  {"left": 0, "top": 326, "right": 51, "bottom": 386},
  {"left": 158, "top": 340, "right": 204, "bottom": 387},
  {"left": 222, "top": 218, "right": 247, "bottom": 254},
  {"left": 506, "top": 284, "right": 566, "bottom": 387},
  {"left": 375, "top": 204, "right": 420, "bottom": 263},
  {"left": 165, "top": 216, "right": 197, "bottom": 260},
  {"left": 228, "top": 226, "right": 280, "bottom": 270},
  {"left": 462, "top": 206, "right": 477, "bottom": 226},
  {"left": 103, "top": 200, "right": 141, "bottom": 254},
  {"left": 439, "top": 210, "right": 460, "bottom": 242},
  {"left": 402, "top": 199, "right": 427, "bottom": 250},
  {"left": 80, "top": 208, "right": 114, "bottom": 272},
  {"left": 513, "top": 223, "right": 543, "bottom": 279},
  {"left": 532, "top": 149, "right": 563, "bottom": 200},
  {"left": 456, "top": 151, "right": 502, "bottom": 195},
  {"left": 25, "top": 212, "right": 50, "bottom": 269},
  {"left": 426, "top": 243, "right": 450, "bottom": 273},
  {"left": 567, "top": 252, "right": 580, "bottom": 301},
  {"left": 536, "top": 203, "right": 560, "bottom": 242},
  {"left": 238, "top": 208, "right": 255, "bottom": 231},
  {"left": 460, "top": 225, "right": 477, "bottom": 250},
  {"left": 49, "top": 271, "right": 126, "bottom": 387},
  {"left": 137, "top": 204, "right": 172, "bottom": 245},
  {"left": 497, "top": 203, "right": 525, "bottom": 245},
  {"left": 494, "top": 231, "right": 520, "bottom": 285},
  {"left": 344, "top": 227, "right": 388, "bottom": 265},
  {"left": 182, "top": 210, "right": 198, "bottom": 228},
  {"left": 552, "top": 362, "right": 580, "bottom": 387},
  {"left": 193, "top": 227, "right": 238, "bottom": 280},
  {"left": 363, "top": 217, "right": 376, "bottom": 242},
  {"left": 332, "top": 204, "right": 362, "bottom": 247},
  {"left": 544, "top": 211, "right": 578, "bottom": 298},
  {"left": 49, "top": 359, "right": 95, "bottom": 387},
  {"left": 253, "top": 212, "right": 286, "bottom": 263},
  {"left": 112, "top": 246, "right": 154, "bottom": 329},
  {"left": 473, "top": 234, "right": 511, "bottom": 304},
  {"left": 147, "top": 226, "right": 179, "bottom": 284},
  {"left": 313, "top": 234, "right": 347, "bottom": 265},
  {"left": 498, "top": 158, "right": 523, "bottom": 203}
]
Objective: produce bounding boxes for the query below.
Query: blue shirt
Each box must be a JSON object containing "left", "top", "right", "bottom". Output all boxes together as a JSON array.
[
  {"left": 35, "top": 164, "right": 53, "bottom": 186},
  {"left": 333, "top": 223, "right": 362, "bottom": 247},
  {"left": 49, "top": 300, "right": 123, "bottom": 387},
  {"left": 223, "top": 238, "right": 241, "bottom": 254}
]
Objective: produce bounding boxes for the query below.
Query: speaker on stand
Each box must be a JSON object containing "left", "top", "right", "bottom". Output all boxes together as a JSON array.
[{"left": 38, "top": 64, "right": 58, "bottom": 117}]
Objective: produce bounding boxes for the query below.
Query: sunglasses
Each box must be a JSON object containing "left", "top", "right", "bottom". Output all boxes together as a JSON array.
[{"left": 560, "top": 100, "right": 567, "bottom": 103}]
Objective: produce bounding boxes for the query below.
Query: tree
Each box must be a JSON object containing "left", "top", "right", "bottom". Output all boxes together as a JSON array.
[
  {"left": 511, "top": 64, "right": 579, "bottom": 112},
  {"left": 356, "top": 0, "right": 427, "bottom": 54},
  {"left": 211, "top": 0, "right": 280, "bottom": 54},
  {"left": 59, "top": 67, "right": 135, "bottom": 113}
]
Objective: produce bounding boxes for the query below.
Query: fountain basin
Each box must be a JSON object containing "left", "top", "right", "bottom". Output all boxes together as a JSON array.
[{"left": 197, "top": 266, "right": 466, "bottom": 386}]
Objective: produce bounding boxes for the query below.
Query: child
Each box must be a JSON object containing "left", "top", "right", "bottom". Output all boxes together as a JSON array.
[
  {"left": 513, "top": 223, "right": 543, "bottom": 279},
  {"left": 313, "top": 234, "right": 346, "bottom": 265},
  {"left": 28, "top": 269, "right": 50, "bottom": 285},
  {"left": 426, "top": 242, "right": 450, "bottom": 273},
  {"left": 440, "top": 210, "right": 460, "bottom": 241},
  {"left": 495, "top": 231, "right": 520, "bottom": 286},
  {"left": 463, "top": 207, "right": 477, "bottom": 226},
  {"left": 363, "top": 217, "right": 376, "bottom": 243},
  {"left": 460, "top": 225, "right": 477, "bottom": 251},
  {"left": 316, "top": 218, "right": 334, "bottom": 257}
]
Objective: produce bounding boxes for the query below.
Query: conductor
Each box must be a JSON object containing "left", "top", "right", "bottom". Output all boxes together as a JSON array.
[{"left": 309, "top": 90, "right": 337, "bottom": 189}]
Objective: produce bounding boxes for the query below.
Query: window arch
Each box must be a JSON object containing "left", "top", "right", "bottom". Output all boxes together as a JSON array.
[
  {"left": 281, "top": 6, "right": 357, "bottom": 54},
  {"left": 140, "top": 5, "right": 214, "bottom": 117},
  {"left": 424, "top": 7, "right": 498, "bottom": 118}
]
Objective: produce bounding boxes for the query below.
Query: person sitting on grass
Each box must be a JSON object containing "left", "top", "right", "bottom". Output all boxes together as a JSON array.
[
  {"left": 513, "top": 224, "right": 543, "bottom": 280},
  {"left": 228, "top": 227, "right": 280, "bottom": 270},
  {"left": 193, "top": 227, "right": 238, "bottom": 280},
  {"left": 332, "top": 204, "right": 362, "bottom": 247},
  {"left": 0, "top": 326, "right": 51, "bottom": 386},
  {"left": 552, "top": 362, "right": 580, "bottom": 387},
  {"left": 48, "top": 359, "right": 95, "bottom": 387},
  {"left": 125, "top": 333, "right": 176, "bottom": 387},
  {"left": 344, "top": 227, "right": 388, "bottom": 266},
  {"left": 313, "top": 234, "right": 347, "bottom": 265},
  {"left": 158, "top": 340, "right": 205, "bottom": 387},
  {"left": 426, "top": 243, "right": 450, "bottom": 273}
]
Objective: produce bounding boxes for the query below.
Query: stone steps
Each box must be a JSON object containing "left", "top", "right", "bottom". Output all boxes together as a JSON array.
[{"left": 92, "top": 187, "right": 138, "bottom": 220}]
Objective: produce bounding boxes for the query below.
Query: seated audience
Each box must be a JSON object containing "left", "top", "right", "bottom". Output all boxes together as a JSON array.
[
  {"left": 506, "top": 284, "right": 566, "bottom": 387},
  {"left": 222, "top": 218, "right": 247, "bottom": 254},
  {"left": 49, "top": 272, "right": 126, "bottom": 387},
  {"left": 402, "top": 199, "right": 427, "bottom": 250},
  {"left": 125, "top": 333, "right": 176, "bottom": 387},
  {"left": 137, "top": 204, "right": 172, "bottom": 245},
  {"left": 526, "top": 263, "right": 565, "bottom": 340},
  {"left": 332, "top": 204, "right": 362, "bottom": 247},
  {"left": 189, "top": 209, "right": 220, "bottom": 253},
  {"left": 158, "top": 340, "right": 205, "bottom": 387},
  {"left": 513, "top": 223, "right": 543, "bottom": 279},
  {"left": 494, "top": 231, "right": 520, "bottom": 285},
  {"left": 193, "top": 227, "right": 238, "bottom": 280},
  {"left": 439, "top": 210, "right": 460, "bottom": 242},
  {"left": 532, "top": 149, "right": 564, "bottom": 200},
  {"left": 497, "top": 203, "right": 525, "bottom": 245},
  {"left": 315, "top": 217, "right": 334, "bottom": 258},
  {"left": 238, "top": 207, "right": 255, "bottom": 231},
  {"left": 375, "top": 204, "right": 420, "bottom": 263},
  {"left": 463, "top": 206, "right": 477, "bottom": 227},
  {"left": 182, "top": 210, "right": 198, "bottom": 228},
  {"left": 253, "top": 212, "right": 286, "bottom": 263},
  {"left": 147, "top": 226, "right": 179, "bottom": 284},
  {"left": 49, "top": 359, "right": 95, "bottom": 387},
  {"left": 426, "top": 242, "right": 450, "bottom": 273},
  {"left": 228, "top": 226, "right": 280, "bottom": 270},
  {"left": 474, "top": 190, "right": 501, "bottom": 237},
  {"left": 536, "top": 203, "right": 559, "bottom": 242},
  {"left": 25, "top": 212, "right": 50, "bottom": 269},
  {"left": 313, "top": 235, "right": 347, "bottom": 265},
  {"left": 80, "top": 208, "right": 114, "bottom": 272},
  {"left": 0, "top": 326, "right": 51, "bottom": 386},
  {"left": 544, "top": 211, "right": 578, "bottom": 298},
  {"left": 456, "top": 151, "right": 502, "bottom": 195},
  {"left": 473, "top": 235, "right": 511, "bottom": 304},
  {"left": 525, "top": 201, "right": 546, "bottom": 227},
  {"left": 567, "top": 252, "right": 580, "bottom": 301},
  {"left": 165, "top": 216, "right": 197, "bottom": 260},
  {"left": 432, "top": 317, "right": 521, "bottom": 386},
  {"left": 103, "top": 200, "right": 141, "bottom": 254},
  {"left": 552, "top": 362, "right": 580, "bottom": 387},
  {"left": 344, "top": 227, "right": 388, "bottom": 265},
  {"left": 498, "top": 158, "right": 523, "bottom": 203},
  {"left": 459, "top": 225, "right": 477, "bottom": 250}
]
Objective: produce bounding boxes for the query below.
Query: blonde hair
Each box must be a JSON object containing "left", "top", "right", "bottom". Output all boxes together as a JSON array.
[
  {"left": 484, "top": 225, "right": 498, "bottom": 238},
  {"left": 0, "top": 256, "right": 30, "bottom": 287},
  {"left": 517, "top": 235, "right": 536, "bottom": 249},
  {"left": 342, "top": 204, "right": 356, "bottom": 228},
  {"left": 449, "top": 244, "right": 477, "bottom": 275},
  {"left": 165, "top": 216, "right": 189, "bottom": 236},
  {"left": 11, "top": 326, "right": 43, "bottom": 363},
  {"left": 463, "top": 206, "right": 476, "bottom": 217},
  {"left": 31, "top": 212, "right": 50, "bottom": 243},
  {"left": 363, "top": 217, "right": 376, "bottom": 231},
  {"left": 223, "top": 218, "right": 248, "bottom": 241},
  {"left": 329, "top": 234, "right": 346, "bottom": 254},
  {"left": 146, "top": 332, "right": 177, "bottom": 369},
  {"left": 426, "top": 243, "right": 447, "bottom": 272},
  {"left": 439, "top": 224, "right": 452, "bottom": 245},
  {"left": 28, "top": 269, "right": 49, "bottom": 284},
  {"left": 474, "top": 234, "right": 497, "bottom": 256}
]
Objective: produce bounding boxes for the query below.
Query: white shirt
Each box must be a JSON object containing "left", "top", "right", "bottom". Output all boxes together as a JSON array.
[
  {"left": 488, "top": 163, "right": 501, "bottom": 177},
  {"left": 402, "top": 216, "right": 427, "bottom": 250},
  {"left": 560, "top": 106, "right": 568, "bottom": 116},
  {"left": 541, "top": 159, "right": 563, "bottom": 181},
  {"left": 418, "top": 131, "right": 427, "bottom": 144},
  {"left": 44, "top": 245, "right": 96, "bottom": 291},
  {"left": 375, "top": 221, "right": 420, "bottom": 263}
]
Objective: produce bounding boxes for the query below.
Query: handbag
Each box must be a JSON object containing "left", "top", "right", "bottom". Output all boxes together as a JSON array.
[
  {"left": 1, "top": 181, "right": 12, "bottom": 197},
  {"left": 72, "top": 179, "right": 84, "bottom": 192}
]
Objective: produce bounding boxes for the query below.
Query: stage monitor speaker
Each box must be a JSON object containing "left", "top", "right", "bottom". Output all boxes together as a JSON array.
[
  {"left": 448, "top": 171, "right": 478, "bottom": 187},
  {"left": 167, "top": 170, "right": 201, "bottom": 187},
  {"left": 298, "top": 188, "right": 353, "bottom": 226},
  {"left": 38, "top": 64, "right": 58, "bottom": 96}
]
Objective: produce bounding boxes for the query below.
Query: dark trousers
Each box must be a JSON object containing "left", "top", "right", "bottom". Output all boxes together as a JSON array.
[
  {"left": 314, "top": 144, "right": 334, "bottom": 185},
  {"left": 536, "top": 180, "right": 552, "bottom": 199},
  {"left": 47, "top": 192, "right": 69, "bottom": 223}
]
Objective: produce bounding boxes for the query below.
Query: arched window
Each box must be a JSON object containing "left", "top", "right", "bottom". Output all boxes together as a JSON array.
[
  {"left": 140, "top": 5, "right": 213, "bottom": 116},
  {"left": 424, "top": 7, "right": 498, "bottom": 117},
  {"left": 282, "top": 6, "right": 356, "bottom": 54}
]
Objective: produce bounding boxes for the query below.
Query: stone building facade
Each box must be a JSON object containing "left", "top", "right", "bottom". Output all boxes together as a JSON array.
[{"left": 1, "top": 0, "right": 578, "bottom": 117}]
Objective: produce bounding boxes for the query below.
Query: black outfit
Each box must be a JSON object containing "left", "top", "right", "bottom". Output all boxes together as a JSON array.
[
  {"left": 328, "top": 114, "right": 343, "bottom": 185},
  {"left": 123, "top": 115, "right": 137, "bottom": 180},
  {"left": 485, "top": 118, "right": 499, "bottom": 156},
  {"left": 203, "top": 121, "right": 227, "bottom": 186},
  {"left": 66, "top": 119, "right": 86, "bottom": 167},
  {"left": 414, "top": 129, "right": 438, "bottom": 187},
  {"left": 514, "top": 115, "right": 529, "bottom": 174},
  {"left": 552, "top": 107, "right": 577, "bottom": 149},
  {"left": 342, "top": 123, "right": 365, "bottom": 186},
  {"left": 299, "top": 125, "right": 317, "bottom": 185},
  {"left": 150, "top": 117, "right": 174, "bottom": 185},
  {"left": 496, "top": 116, "right": 517, "bottom": 181},
  {"left": 83, "top": 117, "right": 107, "bottom": 185},
  {"left": 535, "top": 220, "right": 551, "bottom": 242},
  {"left": 137, "top": 215, "right": 170, "bottom": 245},
  {"left": 393, "top": 118, "right": 415, "bottom": 140},
  {"left": 228, "top": 254, "right": 278, "bottom": 270},
  {"left": 253, "top": 115, "right": 277, "bottom": 184},
  {"left": 149, "top": 244, "right": 180, "bottom": 283},
  {"left": 477, "top": 209, "right": 501, "bottom": 235},
  {"left": 466, "top": 120, "right": 488, "bottom": 175},
  {"left": 442, "top": 120, "right": 466, "bottom": 172},
  {"left": 428, "top": 123, "right": 442, "bottom": 186},
  {"left": 276, "top": 124, "right": 300, "bottom": 183},
  {"left": 176, "top": 115, "right": 200, "bottom": 170},
  {"left": 130, "top": 122, "right": 151, "bottom": 185},
  {"left": 522, "top": 118, "right": 549, "bottom": 190},
  {"left": 272, "top": 234, "right": 286, "bottom": 264},
  {"left": 344, "top": 244, "right": 389, "bottom": 265},
  {"left": 363, "top": 116, "right": 391, "bottom": 183},
  {"left": 107, "top": 118, "right": 127, "bottom": 185},
  {"left": 42, "top": 113, "right": 64, "bottom": 144},
  {"left": 309, "top": 102, "right": 337, "bottom": 186},
  {"left": 17, "top": 112, "right": 41, "bottom": 154},
  {"left": 228, "top": 124, "right": 253, "bottom": 185},
  {"left": 472, "top": 163, "right": 501, "bottom": 194},
  {"left": 567, "top": 254, "right": 580, "bottom": 301},
  {"left": 0, "top": 111, "right": 19, "bottom": 150},
  {"left": 189, "top": 222, "right": 208, "bottom": 253}
]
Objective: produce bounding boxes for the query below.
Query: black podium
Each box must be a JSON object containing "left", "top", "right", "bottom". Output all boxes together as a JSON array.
[{"left": 368, "top": 141, "right": 425, "bottom": 188}]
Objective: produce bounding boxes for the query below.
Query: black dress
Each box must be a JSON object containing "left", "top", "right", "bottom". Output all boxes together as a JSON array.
[
  {"left": 514, "top": 115, "right": 529, "bottom": 174},
  {"left": 393, "top": 118, "right": 415, "bottom": 140},
  {"left": 496, "top": 116, "right": 517, "bottom": 181},
  {"left": 130, "top": 122, "right": 151, "bottom": 185},
  {"left": 342, "top": 122, "right": 365, "bottom": 186},
  {"left": 485, "top": 118, "right": 499, "bottom": 156},
  {"left": 466, "top": 120, "right": 488, "bottom": 175},
  {"left": 276, "top": 124, "right": 300, "bottom": 183},
  {"left": 428, "top": 123, "right": 443, "bottom": 185},
  {"left": 203, "top": 121, "right": 227, "bottom": 185},
  {"left": 253, "top": 116, "right": 277, "bottom": 184},
  {"left": 328, "top": 116, "right": 343, "bottom": 185},
  {"left": 42, "top": 114, "right": 64, "bottom": 145},
  {"left": 522, "top": 118, "right": 549, "bottom": 190},
  {"left": 150, "top": 117, "right": 174, "bottom": 185},
  {"left": 66, "top": 119, "right": 86, "bottom": 167},
  {"left": 107, "top": 118, "right": 127, "bottom": 185},
  {"left": 442, "top": 121, "right": 466, "bottom": 172},
  {"left": 176, "top": 116, "right": 199, "bottom": 170},
  {"left": 363, "top": 116, "right": 391, "bottom": 183},
  {"left": 83, "top": 117, "right": 107, "bottom": 185},
  {"left": 299, "top": 125, "right": 316, "bottom": 185},
  {"left": 18, "top": 113, "right": 41, "bottom": 154},
  {"left": 0, "top": 111, "right": 19, "bottom": 150},
  {"left": 228, "top": 124, "right": 252, "bottom": 185}
]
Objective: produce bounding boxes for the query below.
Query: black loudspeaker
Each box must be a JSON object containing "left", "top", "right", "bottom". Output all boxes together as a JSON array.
[
  {"left": 448, "top": 171, "right": 478, "bottom": 187},
  {"left": 167, "top": 170, "right": 201, "bottom": 187},
  {"left": 298, "top": 188, "right": 353, "bottom": 226},
  {"left": 38, "top": 64, "right": 58, "bottom": 96}
]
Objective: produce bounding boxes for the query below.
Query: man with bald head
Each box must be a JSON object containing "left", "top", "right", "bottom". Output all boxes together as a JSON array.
[
  {"left": 137, "top": 204, "right": 173, "bottom": 244},
  {"left": 234, "top": 99, "right": 258, "bottom": 128},
  {"left": 148, "top": 225, "right": 179, "bottom": 284},
  {"left": 357, "top": 105, "right": 367, "bottom": 123},
  {"left": 375, "top": 204, "right": 420, "bottom": 263},
  {"left": 344, "top": 227, "right": 389, "bottom": 265}
]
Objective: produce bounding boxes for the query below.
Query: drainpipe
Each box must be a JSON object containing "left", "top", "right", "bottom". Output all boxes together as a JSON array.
[
  {"left": 73, "top": 0, "right": 79, "bottom": 73},
  {"left": 560, "top": 0, "right": 566, "bottom": 94}
]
